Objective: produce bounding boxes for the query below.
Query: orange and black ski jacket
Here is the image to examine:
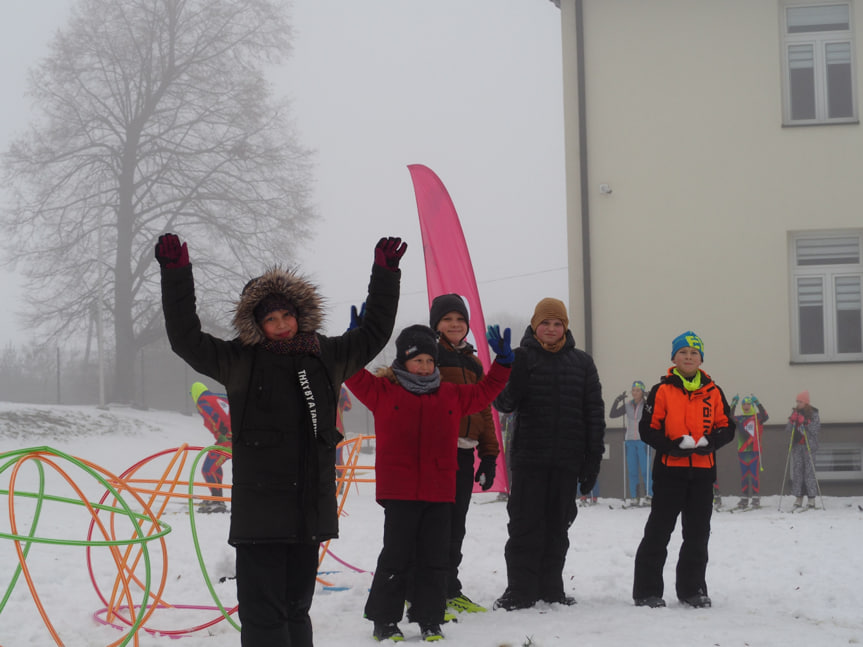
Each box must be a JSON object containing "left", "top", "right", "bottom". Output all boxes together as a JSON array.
[{"left": 639, "top": 368, "right": 735, "bottom": 470}]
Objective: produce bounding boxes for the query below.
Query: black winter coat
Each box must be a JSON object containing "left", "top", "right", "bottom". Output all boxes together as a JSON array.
[
  {"left": 494, "top": 326, "right": 605, "bottom": 474},
  {"left": 161, "top": 263, "right": 399, "bottom": 545}
]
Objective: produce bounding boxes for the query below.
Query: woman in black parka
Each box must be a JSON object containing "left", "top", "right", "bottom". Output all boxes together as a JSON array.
[{"left": 156, "top": 232, "right": 405, "bottom": 647}]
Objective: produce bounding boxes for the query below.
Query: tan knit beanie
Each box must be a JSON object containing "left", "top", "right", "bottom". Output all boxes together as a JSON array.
[{"left": 531, "top": 297, "right": 569, "bottom": 331}]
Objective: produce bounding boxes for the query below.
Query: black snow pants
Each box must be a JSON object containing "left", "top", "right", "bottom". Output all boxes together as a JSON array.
[
  {"left": 235, "top": 541, "right": 318, "bottom": 647},
  {"left": 365, "top": 500, "right": 451, "bottom": 625},
  {"left": 447, "top": 447, "right": 477, "bottom": 598},
  {"left": 632, "top": 464, "right": 714, "bottom": 601},
  {"left": 503, "top": 465, "right": 580, "bottom": 603}
]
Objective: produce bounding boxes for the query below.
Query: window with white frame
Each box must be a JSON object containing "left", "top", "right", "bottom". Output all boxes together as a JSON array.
[
  {"left": 781, "top": 2, "right": 857, "bottom": 125},
  {"left": 815, "top": 443, "right": 863, "bottom": 479},
  {"left": 790, "top": 231, "right": 863, "bottom": 361}
]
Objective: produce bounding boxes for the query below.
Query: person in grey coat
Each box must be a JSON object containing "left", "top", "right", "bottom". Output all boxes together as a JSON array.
[{"left": 785, "top": 390, "right": 821, "bottom": 510}]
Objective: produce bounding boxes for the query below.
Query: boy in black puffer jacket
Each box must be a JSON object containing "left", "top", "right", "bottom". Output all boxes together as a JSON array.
[{"left": 492, "top": 298, "right": 606, "bottom": 611}]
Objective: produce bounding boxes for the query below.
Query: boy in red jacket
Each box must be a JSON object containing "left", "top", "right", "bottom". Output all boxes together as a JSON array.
[
  {"left": 633, "top": 331, "right": 735, "bottom": 609},
  {"left": 346, "top": 323, "right": 512, "bottom": 642}
]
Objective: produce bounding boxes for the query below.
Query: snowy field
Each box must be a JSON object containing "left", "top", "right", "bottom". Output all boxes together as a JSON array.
[{"left": 1, "top": 402, "right": 861, "bottom": 647}]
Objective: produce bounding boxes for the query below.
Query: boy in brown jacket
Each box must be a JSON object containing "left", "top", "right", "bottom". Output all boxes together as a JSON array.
[{"left": 429, "top": 293, "right": 500, "bottom": 616}]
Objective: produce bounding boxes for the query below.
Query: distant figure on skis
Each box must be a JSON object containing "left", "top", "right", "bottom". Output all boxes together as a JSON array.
[
  {"left": 633, "top": 331, "right": 735, "bottom": 610},
  {"left": 785, "top": 390, "right": 821, "bottom": 511},
  {"left": 610, "top": 381, "right": 652, "bottom": 506},
  {"left": 190, "top": 381, "right": 232, "bottom": 514},
  {"left": 729, "top": 394, "right": 769, "bottom": 509}
]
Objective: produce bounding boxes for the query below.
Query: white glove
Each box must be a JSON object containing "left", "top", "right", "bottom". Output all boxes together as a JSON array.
[
  {"left": 695, "top": 435, "right": 709, "bottom": 448},
  {"left": 677, "top": 435, "right": 696, "bottom": 450}
]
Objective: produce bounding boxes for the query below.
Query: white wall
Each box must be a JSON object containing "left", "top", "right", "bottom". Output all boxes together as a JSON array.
[{"left": 560, "top": 0, "right": 860, "bottom": 422}]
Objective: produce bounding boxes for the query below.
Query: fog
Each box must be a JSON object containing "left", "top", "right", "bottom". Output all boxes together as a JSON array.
[{"left": 0, "top": 0, "right": 568, "bottom": 348}]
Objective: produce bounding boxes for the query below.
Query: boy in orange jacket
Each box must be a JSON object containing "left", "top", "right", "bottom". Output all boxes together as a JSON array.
[{"left": 632, "top": 331, "right": 735, "bottom": 609}]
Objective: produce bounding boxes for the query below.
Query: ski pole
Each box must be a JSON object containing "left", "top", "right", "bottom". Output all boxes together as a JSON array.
[
  {"left": 777, "top": 420, "right": 795, "bottom": 511},
  {"left": 645, "top": 442, "right": 651, "bottom": 501},
  {"left": 753, "top": 396, "right": 765, "bottom": 473},
  {"left": 622, "top": 437, "right": 628, "bottom": 504}
]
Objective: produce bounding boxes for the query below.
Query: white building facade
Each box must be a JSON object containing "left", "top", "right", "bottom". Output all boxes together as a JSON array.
[{"left": 548, "top": 0, "right": 862, "bottom": 495}]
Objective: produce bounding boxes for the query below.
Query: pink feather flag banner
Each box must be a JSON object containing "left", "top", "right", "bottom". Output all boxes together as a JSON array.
[{"left": 407, "top": 163, "right": 509, "bottom": 494}]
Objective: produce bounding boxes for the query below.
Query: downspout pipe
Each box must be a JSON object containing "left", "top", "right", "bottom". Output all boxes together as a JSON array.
[{"left": 575, "top": 0, "right": 593, "bottom": 353}]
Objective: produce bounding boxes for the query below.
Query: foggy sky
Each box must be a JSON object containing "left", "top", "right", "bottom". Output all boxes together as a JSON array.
[{"left": 0, "top": 0, "right": 568, "bottom": 346}]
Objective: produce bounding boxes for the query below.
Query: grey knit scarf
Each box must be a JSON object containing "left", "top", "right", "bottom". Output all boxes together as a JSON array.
[{"left": 391, "top": 363, "right": 441, "bottom": 395}]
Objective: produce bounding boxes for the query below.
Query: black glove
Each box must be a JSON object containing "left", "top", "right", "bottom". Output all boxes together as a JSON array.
[
  {"left": 346, "top": 302, "right": 365, "bottom": 332},
  {"left": 614, "top": 391, "right": 626, "bottom": 402},
  {"left": 694, "top": 434, "right": 715, "bottom": 455},
  {"left": 474, "top": 456, "right": 497, "bottom": 491},
  {"left": 373, "top": 237, "right": 407, "bottom": 271},
  {"left": 155, "top": 233, "right": 189, "bottom": 269},
  {"left": 667, "top": 436, "right": 696, "bottom": 457},
  {"left": 579, "top": 469, "right": 599, "bottom": 495}
]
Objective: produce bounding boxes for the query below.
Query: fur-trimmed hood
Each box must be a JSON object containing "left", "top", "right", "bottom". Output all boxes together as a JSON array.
[
  {"left": 374, "top": 365, "right": 399, "bottom": 383},
  {"left": 232, "top": 266, "right": 324, "bottom": 346}
]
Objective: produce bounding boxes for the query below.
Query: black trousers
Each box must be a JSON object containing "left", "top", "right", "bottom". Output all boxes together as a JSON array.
[
  {"left": 503, "top": 466, "right": 580, "bottom": 602},
  {"left": 447, "top": 448, "right": 476, "bottom": 598},
  {"left": 235, "top": 542, "right": 318, "bottom": 647},
  {"left": 632, "top": 467, "right": 714, "bottom": 601},
  {"left": 365, "top": 500, "right": 451, "bottom": 625}
]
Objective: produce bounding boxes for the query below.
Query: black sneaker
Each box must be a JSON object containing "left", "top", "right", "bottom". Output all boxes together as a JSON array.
[
  {"left": 419, "top": 623, "right": 444, "bottom": 642},
  {"left": 634, "top": 596, "right": 666, "bottom": 608},
  {"left": 540, "top": 594, "right": 577, "bottom": 606},
  {"left": 373, "top": 622, "right": 404, "bottom": 642},
  {"left": 492, "top": 590, "right": 535, "bottom": 611},
  {"left": 679, "top": 593, "right": 711, "bottom": 608}
]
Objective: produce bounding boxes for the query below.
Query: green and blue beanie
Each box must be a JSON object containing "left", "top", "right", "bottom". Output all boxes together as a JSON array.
[
  {"left": 632, "top": 380, "right": 646, "bottom": 392},
  {"left": 671, "top": 331, "right": 704, "bottom": 360}
]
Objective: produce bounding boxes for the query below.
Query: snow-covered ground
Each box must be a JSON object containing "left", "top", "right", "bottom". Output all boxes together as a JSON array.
[{"left": 1, "top": 402, "right": 861, "bottom": 647}]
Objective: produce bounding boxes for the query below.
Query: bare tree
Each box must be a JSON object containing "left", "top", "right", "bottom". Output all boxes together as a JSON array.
[{"left": 1, "top": 0, "right": 315, "bottom": 403}]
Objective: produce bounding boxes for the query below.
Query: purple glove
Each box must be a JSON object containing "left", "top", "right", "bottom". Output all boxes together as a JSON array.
[
  {"left": 374, "top": 237, "right": 407, "bottom": 271},
  {"left": 155, "top": 233, "right": 189, "bottom": 269}
]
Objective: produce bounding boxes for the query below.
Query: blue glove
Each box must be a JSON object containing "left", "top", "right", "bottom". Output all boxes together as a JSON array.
[
  {"left": 486, "top": 325, "right": 514, "bottom": 365},
  {"left": 730, "top": 394, "right": 739, "bottom": 408},
  {"left": 346, "top": 302, "right": 365, "bottom": 332}
]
